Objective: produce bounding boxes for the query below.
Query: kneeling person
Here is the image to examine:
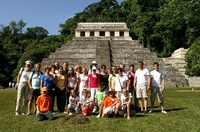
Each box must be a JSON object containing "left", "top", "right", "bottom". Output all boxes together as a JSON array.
[
  {"left": 102, "top": 90, "right": 120, "bottom": 118},
  {"left": 36, "top": 87, "right": 53, "bottom": 121},
  {"left": 121, "top": 89, "right": 132, "bottom": 119},
  {"left": 79, "top": 89, "right": 92, "bottom": 116}
]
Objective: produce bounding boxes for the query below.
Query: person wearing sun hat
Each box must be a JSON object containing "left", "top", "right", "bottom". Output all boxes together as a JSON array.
[
  {"left": 36, "top": 87, "right": 54, "bottom": 121},
  {"left": 15, "top": 60, "right": 32, "bottom": 115},
  {"left": 102, "top": 90, "right": 120, "bottom": 118},
  {"left": 88, "top": 60, "right": 100, "bottom": 74}
]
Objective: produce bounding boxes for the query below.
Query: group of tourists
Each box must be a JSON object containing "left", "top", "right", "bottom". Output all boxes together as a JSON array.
[{"left": 15, "top": 60, "right": 167, "bottom": 121}]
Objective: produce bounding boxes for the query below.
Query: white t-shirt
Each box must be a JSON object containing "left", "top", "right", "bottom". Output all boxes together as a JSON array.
[
  {"left": 135, "top": 68, "right": 150, "bottom": 87},
  {"left": 121, "top": 93, "right": 132, "bottom": 104},
  {"left": 19, "top": 68, "right": 32, "bottom": 83},
  {"left": 114, "top": 75, "right": 128, "bottom": 91},
  {"left": 79, "top": 74, "right": 89, "bottom": 90},
  {"left": 79, "top": 96, "right": 90, "bottom": 107},
  {"left": 150, "top": 70, "right": 164, "bottom": 88},
  {"left": 69, "top": 96, "right": 79, "bottom": 105}
]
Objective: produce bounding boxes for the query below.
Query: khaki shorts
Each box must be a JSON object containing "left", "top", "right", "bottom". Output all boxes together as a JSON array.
[
  {"left": 150, "top": 87, "right": 163, "bottom": 103},
  {"left": 136, "top": 86, "right": 148, "bottom": 98}
]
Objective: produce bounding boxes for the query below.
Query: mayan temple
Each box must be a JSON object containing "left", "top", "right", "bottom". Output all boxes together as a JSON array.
[{"left": 41, "top": 22, "right": 188, "bottom": 87}]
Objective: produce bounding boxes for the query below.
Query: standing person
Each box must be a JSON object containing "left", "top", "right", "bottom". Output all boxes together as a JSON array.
[
  {"left": 78, "top": 67, "right": 89, "bottom": 99},
  {"left": 15, "top": 60, "right": 32, "bottom": 115},
  {"left": 88, "top": 61, "right": 100, "bottom": 74},
  {"left": 27, "top": 63, "right": 43, "bottom": 115},
  {"left": 119, "top": 63, "right": 126, "bottom": 75},
  {"left": 96, "top": 83, "right": 106, "bottom": 118},
  {"left": 40, "top": 65, "right": 56, "bottom": 112},
  {"left": 149, "top": 62, "right": 167, "bottom": 113},
  {"left": 108, "top": 66, "right": 118, "bottom": 90},
  {"left": 67, "top": 67, "right": 78, "bottom": 104},
  {"left": 88, "top": 66, "right": 100, "bottom": 104},
  {"left": 134, "top": 61, "right": 150, "bottom": 114},
  {"left": 100, "top": 65, "right": 109, "bottom": 92},
  {"left": 55, "top": 66, "right": 67, "bottom": 113},
  {"left": 36, "top": 87, "right": 54, "bottom": 121},
  {"left": 54, "top": 62, "right": 60, "bottom": 74},
  {"left": 126, "top": 64, "right": 138, "bottom": 111},
  {"left": 63, "top": 62, "right": 69, "bottom": 77},
  {"left": 113, "top": 68, "right": 128, "bottom": 99}
]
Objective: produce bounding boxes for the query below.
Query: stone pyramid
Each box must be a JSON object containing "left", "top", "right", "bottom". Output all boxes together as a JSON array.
[{"left": 41, "top": 23, "right": 188, "bottom": 87}]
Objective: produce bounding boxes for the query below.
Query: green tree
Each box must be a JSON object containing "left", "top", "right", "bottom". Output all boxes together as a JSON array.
[{"left": 185, "top": 39, "right": 200, "bottom": 76}]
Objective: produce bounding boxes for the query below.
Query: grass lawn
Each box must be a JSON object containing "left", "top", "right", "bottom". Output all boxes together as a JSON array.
[{"left": 0, "top": 88, "right": 200, "bottom": 132}]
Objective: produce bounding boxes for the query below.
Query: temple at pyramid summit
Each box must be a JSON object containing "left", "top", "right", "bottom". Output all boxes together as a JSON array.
[{"left": 42, "top": 22, "right": 189, "bottom": 87}]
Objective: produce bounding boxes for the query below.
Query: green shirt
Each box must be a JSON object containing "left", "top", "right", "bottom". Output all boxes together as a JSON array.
[{"left": 95, "top": 91, "right": 106, "bottom": 105}]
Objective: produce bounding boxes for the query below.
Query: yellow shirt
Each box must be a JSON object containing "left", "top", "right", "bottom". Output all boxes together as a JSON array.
[{"left": 56, "top": 75, "right": 66, "bottom": 89}]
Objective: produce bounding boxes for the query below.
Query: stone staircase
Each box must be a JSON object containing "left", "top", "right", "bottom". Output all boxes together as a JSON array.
[
  {"left": 42, "top": 39, "right": 111, "bottom": 68},
  {"left": 163, "top": 48, "right": 200, "bottom": 87},
  {"left": 41, "top": 38, "right": 188, "bottom": 87},
  {"left": 110, "top": 40, "right": 188, "bottom": 87}
]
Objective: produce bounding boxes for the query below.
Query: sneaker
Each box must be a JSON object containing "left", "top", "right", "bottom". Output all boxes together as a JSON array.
[
  {"left": 26, "top": 113, "right": 31, "bottom": 116},
  {"left": 63, "top": 111, "right": 68, "bottom": 114},
  {"left": 92, "top": 107, "right": 97, "bottom": 113},
  {"left": 21, "top": 113, "right": 25, "bottom": 115},
  {"left": 69, "top": 112, "right": 72, "bottom": 115},
  {"left": 127, "top": 116, "right": 130, "bottom": 120},
  {"left": 161, "top": 110, "right": 167, "bottom": 114},
  {"left": 149, "top": 110, "right": 153, "bottom": 113},
  {"left": 15, "top": 112, "right": 19, "bottom": 116},
  {"left": 96, "top": 114, "right": 101, "bottom": 118}
]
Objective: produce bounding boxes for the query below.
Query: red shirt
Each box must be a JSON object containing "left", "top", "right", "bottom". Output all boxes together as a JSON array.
[{"left": 88, "top": 74, "right": 100, "bottom": 88}]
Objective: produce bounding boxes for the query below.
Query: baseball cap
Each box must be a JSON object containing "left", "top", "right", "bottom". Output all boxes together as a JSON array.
[
  {"left": 41, "top": 87, "right": 48, "bottom": 92},
  {"left": 92, "top": 66, "right": 97, "bottom": 70},
  {"left": 25, "top": 60, "right": 32, "bottom": 65}
]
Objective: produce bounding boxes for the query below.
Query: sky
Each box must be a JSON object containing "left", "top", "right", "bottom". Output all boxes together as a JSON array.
[{"left": 0, "top": 0, "right": 123, "bottom": 35}]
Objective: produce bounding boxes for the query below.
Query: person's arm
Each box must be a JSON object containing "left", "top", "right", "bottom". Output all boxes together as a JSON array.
[
  {"left": 161, "top": 77, "right": 165, "bottom": 93},
  {"left": 88, "top": 76, "right": 91, "bottom": 89},
  {"left": 36, "top": 105, "right": 40, "bottom": 115},
  {"left": 133, "top": 76, "right": 137, "bottom": 90},
  {"left": 110, "top": 98, "right": 119, "bottom": 107},
  {"left": 74, "top": 76, "right": 78, "bottom": 90},
  {"left": 147, "top": 75, "right": 151, "bottom": 91},
  {"left": 28, "top": 77, "right": 32, "bottom": 89},
  {"left": 112, "top": 79, "right": 116, "bottom": 91},
  {"left": 61, "top": 75, "right": 67, "bottom": 91}
]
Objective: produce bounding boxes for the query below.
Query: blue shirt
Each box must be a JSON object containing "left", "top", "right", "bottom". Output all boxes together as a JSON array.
[
  {"left": 29, "top": 71, "right": 42, "bottom": 89},
  {"left": 41, "top": 74, "right": 53, "bottom": 90}
]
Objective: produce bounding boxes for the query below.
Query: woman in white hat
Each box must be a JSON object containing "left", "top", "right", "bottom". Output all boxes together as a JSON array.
[{"left": 15, "top": 61, "right": 32, "bottom": 115}]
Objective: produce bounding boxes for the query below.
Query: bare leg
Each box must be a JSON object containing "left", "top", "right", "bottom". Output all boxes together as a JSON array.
[
  {"left": 127, "top": 103, "right": 130, "bottom": 117},
  {"left": 138, "top": 98, "right": 143, "bottom": 111},
  {"left": 144, "top": 98, "right": 148, "bottom": 111}
]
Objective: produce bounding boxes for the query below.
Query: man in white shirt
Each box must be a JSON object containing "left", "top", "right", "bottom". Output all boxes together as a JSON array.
[
  {"left": 149, "top": 62, "right": 167, "bottom": 113},
  {"left": 134, "top": 61, "right": 150, "bottom": 114}
]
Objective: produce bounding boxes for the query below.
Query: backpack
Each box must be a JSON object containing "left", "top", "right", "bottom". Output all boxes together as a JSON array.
[{"left": 30, "top": 71, "right": 43, "bottom": 83}]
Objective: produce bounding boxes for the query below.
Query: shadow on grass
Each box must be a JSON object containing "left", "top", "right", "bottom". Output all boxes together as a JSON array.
[{"left": 148, "top": 107, "right": 188, "bottom": 113}]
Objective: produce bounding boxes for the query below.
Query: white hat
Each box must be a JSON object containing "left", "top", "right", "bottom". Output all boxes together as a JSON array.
[
  {"left": 25, "top": 60, "right": 32, "bottom": 65},
  {"left": 92, "top": 60, "right": 97, "bottom": 64},
  {"left": 92, "top": 66, "right": 97, "bottom": 70}
]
